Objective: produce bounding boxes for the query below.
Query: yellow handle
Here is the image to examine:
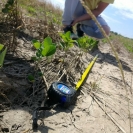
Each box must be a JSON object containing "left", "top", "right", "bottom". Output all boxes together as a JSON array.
[{"left": 75, "top": 55, "right": 98, "bottom": 90}]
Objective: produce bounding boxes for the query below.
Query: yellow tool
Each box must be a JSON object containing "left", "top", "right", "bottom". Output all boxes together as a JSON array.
[{"left": 75, "top": 54, "right": 98, "bottom": 90}]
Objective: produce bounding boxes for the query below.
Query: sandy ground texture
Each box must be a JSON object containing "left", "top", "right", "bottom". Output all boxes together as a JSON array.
[{"left": 0, "top": 40, "right": 133, "bottom": 133}]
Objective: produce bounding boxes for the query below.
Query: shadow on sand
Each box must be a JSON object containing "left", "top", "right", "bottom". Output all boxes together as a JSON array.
[{"left": 0, "top": 53, "right": 81, "bottom": 133}]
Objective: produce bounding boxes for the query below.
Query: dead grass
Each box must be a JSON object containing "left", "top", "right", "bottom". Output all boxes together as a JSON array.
[
  {"left": 0, "top": 0, "right": 63, "bottom": 52},
  {"left": 0, "top": 0, "right": 23, "bottom": 52},
  {"left": 18, "top": 0, "right": 62, "bottom": 19}
]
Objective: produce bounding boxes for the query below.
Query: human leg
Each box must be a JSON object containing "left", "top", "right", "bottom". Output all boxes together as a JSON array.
[
  {"left": 72, "top": 1, "right": 110, "bottom": 39},
  {"left": 62, "top": 0, "right": 79, "bottom": 35},
  {"left": 80, "top": 16, "right": 110, "bottom": 39},
  {"left": 62, "top": 0, "right": 79, "bottom": 26},
  {"left": 62, "top": 0, "right": 110, "bottom": 39}
]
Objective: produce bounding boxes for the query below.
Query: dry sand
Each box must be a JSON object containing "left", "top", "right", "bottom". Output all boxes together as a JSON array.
[{"left": 0, "top": 42, "right": 133, "bottom": 133}]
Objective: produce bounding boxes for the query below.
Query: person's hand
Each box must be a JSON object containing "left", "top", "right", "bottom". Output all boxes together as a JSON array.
[{"left": 71, "top": 18, "right": 79, "bottom": 26}]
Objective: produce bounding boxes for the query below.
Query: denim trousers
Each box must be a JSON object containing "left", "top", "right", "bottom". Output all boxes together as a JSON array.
[{"left": 62, "top": 0, "right": 110, "bottom": 39}]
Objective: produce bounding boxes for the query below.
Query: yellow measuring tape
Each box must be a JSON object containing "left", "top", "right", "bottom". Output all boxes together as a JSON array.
[{"left": 75, "top": 54, "right": 98, "bottom": 90}]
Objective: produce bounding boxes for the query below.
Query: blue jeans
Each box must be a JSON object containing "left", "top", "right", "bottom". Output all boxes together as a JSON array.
[{"left": 62, "top": 0, "right": 110, "bottom": 39}]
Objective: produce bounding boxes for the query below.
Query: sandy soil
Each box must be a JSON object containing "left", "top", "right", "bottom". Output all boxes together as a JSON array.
[{"left": 0, "top": 40, "right": 133, "bottom": 133}]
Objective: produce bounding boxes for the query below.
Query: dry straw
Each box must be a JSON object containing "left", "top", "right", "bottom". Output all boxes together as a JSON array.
[{"left": 80, "top": 0, "right": 131, "bottom": 132}]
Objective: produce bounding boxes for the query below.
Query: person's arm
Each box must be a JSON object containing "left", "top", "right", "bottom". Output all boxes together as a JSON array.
[{"left": 71, "top": 1, "right": 109, "bottom": 26}]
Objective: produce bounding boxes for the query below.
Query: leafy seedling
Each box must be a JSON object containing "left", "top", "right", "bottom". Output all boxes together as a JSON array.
[
  {"left": 32, "top": 36, "right": 56, "bottom": 60},
  {"left": 28, "top": 37, "right": 56, "bottom": 82},
  {"left": 88, "top": 38, "right": 99, "bottom": 51},
  {"left": 59, "top": 31, "right": 76, "bottom": 51},
  {"left": 77, "top": 36, "right": 99, "bottom": 52}
]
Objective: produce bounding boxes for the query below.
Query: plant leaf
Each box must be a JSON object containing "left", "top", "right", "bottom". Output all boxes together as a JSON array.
[
  {"left": 28, "top": 74, "right": 35, "bottom": 82},
  {"left": 2, "top": 8, "right": 10, "bottom": 13},
  {"left": 68, "top": 43, "right": 74, "bottom": 48},
  {"left": 0, "top": 47, "right": 7, "bottom": 67},
  {"left": 69, "top": 39, "right": 77, "bottom": 43},
  {"left": 36, "top": 50, "right": 42, "bottom": 57},
  {"left": 42, "top": 37, "right": 52, "bottom": 47},
  {"left": 32, "top": 40, "right": 40, "bottom": 49},
  {"left": 0, "top": 44, "right": 4, "bottom": 50},
  {"left": 65, "top": 31, "right": 71, "bottom": 39},
  {"left": 38, "top": 72, "right": 43, "bottom": 77},
  {"left": 41, "top": 44, "right": 56, "bottom": 56}
]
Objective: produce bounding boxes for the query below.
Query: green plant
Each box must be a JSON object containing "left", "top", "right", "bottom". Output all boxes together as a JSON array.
[
  {"left": 45, "top": 11, "right": 61, "bottom": 26},
  {"left": 124, "top": 43, "right": 133, "bottom": 53},
  {"left": 28, "top": 36, "right": 56, "bottom": 82},
  {"left": 77, "top": 36, "right": 99, "bottom": 51},
  {"left": 0, "top": 44, "right": 7, "bottom": 67},
  {"left": 2, "top": 0, "right": 15, "bottom": 13},
  {"left": 102, "top": 38, "right": 107, "bottom": 43},
  {"left": 59, "top": 31, "right": 76, "bottom": 51},
  {"left": 27, "top": 6, "right": 36, "bottom": 14}
]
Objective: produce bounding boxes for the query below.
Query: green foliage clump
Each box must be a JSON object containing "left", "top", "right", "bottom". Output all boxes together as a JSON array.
[
  {"left": 46, "top": 11, "right": 62, "bottom": 26},
  {"left": 2, "top": 0, "right": 15, "bottom": 13},
  {"left": 32, "top": 36, "right": 56, "bottom": 61},
  {"left": 77, "top": 36, "right": 99, "bottom": 52},
  {"left": 59, "top": 31, "right": 76, "bottom": 51},
  {"left": 28, "top": 36, "right": 56, "bottom": 82},
  {"left": 27, "top": 6, "right": 36, "bottom": 14},
  {"left": 123, "top": 43, "right": 133, "bottom": 53},
  {"left": 59, "top": 31, "right": 99, "bottom": 52},
  {"left": 110, "top": 32, "right": 133, "bottom": 53}
]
